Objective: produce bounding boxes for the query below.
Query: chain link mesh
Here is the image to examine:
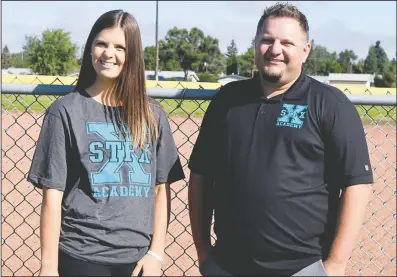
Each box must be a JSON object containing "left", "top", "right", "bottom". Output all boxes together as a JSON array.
[{"left": 1, "top": 78, "right": 396, "bottom": 276}]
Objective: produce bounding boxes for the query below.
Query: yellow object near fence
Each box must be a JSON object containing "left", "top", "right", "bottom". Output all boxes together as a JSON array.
[{"left": 2, "top": 74, "right": 396, "bottom": 95}]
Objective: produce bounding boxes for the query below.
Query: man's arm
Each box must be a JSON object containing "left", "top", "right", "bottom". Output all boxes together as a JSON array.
[
  {"left": 322, "top": 91, "right": 374, "bottom": 275},
  {"left": 39, "top": 187, "right": 64, "bottom": 276},
  {"left": 323, "top": 184, "right": 372, "bottom": 275},
  {"left": 188, "top": 172, "right": 214, "bottom": 265}
]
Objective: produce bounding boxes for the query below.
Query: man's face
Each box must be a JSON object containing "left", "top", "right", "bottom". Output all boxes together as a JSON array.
[{"left": 255, "top": 16, "right": 311, "bottom": 84}]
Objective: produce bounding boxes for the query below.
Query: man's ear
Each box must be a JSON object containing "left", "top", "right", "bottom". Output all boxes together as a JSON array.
[{"left": 302, "top": 42, "right": 311, "bottom": 63}]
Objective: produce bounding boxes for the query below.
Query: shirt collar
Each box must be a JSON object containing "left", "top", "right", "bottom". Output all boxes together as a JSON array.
[{"left": 253, "top": 68, "right": 309, "bottom": 103}]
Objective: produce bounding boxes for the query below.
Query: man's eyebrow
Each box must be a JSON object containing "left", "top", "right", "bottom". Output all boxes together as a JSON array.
[
  {"left": 259, "top": 34, "right": 273, "bottom": 39},
  {"left": 259, "top": 35, "right": 296, "bottom": 42}
]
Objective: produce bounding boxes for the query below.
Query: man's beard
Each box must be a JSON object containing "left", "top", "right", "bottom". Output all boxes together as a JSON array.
[{"left": 261, "top": 70, "right": 282, "bottom": 83}]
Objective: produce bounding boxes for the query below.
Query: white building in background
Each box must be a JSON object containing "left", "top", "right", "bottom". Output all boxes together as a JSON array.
[
  {"left": 328, "top": 73, "right": 375, "bottom": 88},
  {"left": 145, "top": 70, "right": 200, "bottom": 82},
  {"left": 309, "top": 73, "right": 376, "bottom": 88},
  {"left": 217, "top": 74, "right": 249, "bottom": 84},
  {"left": 2, "top": 67, "right": 34, "bottom": 75},
  {"left": 309, "top": 75, "right": 330, "bottom": 84}
]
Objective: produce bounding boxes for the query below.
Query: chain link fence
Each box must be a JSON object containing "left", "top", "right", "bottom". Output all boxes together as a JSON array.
[{"left": 1, "top": 76, "right": 396, "bottom": 276}]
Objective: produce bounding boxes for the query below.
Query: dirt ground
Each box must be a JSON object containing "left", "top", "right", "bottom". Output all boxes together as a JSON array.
[{"left": 2, "top": 111, "right": 396, "bottom": 276}]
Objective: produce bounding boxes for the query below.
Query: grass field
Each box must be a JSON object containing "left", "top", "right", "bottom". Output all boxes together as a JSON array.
[
  {"left": 1, "top": 94, "right": 210, "bottom": 116},
  {"left": 2, "top": 94, "right": 395, "bottom": 123}
]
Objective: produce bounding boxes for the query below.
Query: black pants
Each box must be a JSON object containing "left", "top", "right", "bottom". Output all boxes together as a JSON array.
[{"left": 58, "top": 250, "right": 140, "bottom": 277}]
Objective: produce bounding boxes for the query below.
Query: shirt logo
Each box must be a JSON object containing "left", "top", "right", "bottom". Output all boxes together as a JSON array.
[
  {"left": 86, "top": 122, "right": 152, "bottom": 199},
  {"left": 276, "top": 104, "right": 308, "bottom": 129}
]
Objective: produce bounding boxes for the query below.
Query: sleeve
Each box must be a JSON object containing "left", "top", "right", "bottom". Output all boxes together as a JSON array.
[
  {"left": 156, "top": 108, "right": 185, "bottom": 185},
  {"left": 324, "top": 99, "right": 374, "bottom": 187},
  {"left": 27, "top": 112, "right": 68, "bottom": 191},
  {"left": 188, "top": 90, "right": 224, "bottom": 178}
]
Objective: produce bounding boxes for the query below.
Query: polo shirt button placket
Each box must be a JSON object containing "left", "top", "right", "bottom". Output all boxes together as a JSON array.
[{"left": 260, "top": 104, "right": 267, "bottom": 115}]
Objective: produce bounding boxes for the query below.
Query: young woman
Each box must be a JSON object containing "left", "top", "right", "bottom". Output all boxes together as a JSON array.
[{"left": 28, "top": 10, "right": 184, "bottom": 277}]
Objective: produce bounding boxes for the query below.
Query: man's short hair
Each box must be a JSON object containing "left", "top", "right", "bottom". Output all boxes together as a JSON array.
[{"left": 256, "top": 2, "right": 309, "bottom": 41}]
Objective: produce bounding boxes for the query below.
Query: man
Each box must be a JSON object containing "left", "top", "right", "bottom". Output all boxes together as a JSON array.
[{"left": 188, "top": 3, "right": 373, "bottom": 276}]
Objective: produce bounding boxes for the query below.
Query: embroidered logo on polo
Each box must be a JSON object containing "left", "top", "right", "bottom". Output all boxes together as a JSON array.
[
  {"left": 276, "top": 104, "right": 308, "bottom": 129},
  {"left": 86, "top": 122, "right": 151, "bottom": 199}
]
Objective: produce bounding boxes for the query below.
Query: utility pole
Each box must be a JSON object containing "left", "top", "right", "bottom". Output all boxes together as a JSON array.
[
  {"left": 154, "top": 0, "right": 159, "bottom": 81},
  {"left": 251, "top": 39, "right": 255, "bottom": 78}
]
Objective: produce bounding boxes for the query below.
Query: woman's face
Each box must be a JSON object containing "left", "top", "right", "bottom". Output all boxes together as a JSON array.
[{"left": 91, "top": 27, "right": 126, "bottom": 82}]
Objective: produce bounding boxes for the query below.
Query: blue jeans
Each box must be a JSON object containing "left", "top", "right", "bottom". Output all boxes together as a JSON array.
[{"left": 292, "top": 260, "right": 328, "bottom": 276}]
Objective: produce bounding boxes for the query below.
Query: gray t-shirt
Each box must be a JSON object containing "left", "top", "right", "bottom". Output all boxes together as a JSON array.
[{"left": 28, "top": 89, "right": 185, "bottom": 265}]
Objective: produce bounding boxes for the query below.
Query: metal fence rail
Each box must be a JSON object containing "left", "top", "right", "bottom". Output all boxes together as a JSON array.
[{"left": 1, "top": 82, "right": 396, "bottom": 276}]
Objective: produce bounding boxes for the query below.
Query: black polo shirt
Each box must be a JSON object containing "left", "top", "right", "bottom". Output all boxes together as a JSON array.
[{"left": 188, "top": 73, "right": 374, "bottom": 276}]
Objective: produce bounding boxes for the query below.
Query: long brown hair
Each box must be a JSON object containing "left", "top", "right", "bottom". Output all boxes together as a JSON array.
[{"left": 75, "top": 10, "right": 157, "bottom": 148}]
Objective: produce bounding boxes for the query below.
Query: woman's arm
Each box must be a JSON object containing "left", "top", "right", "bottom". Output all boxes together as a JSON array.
[
  {"left": 132, "top": 183, "right": 171, "bottom": 276},
  {"left": 39, "top": 187, "right": 64, "bottom": 276},
  {"left": 150, "top": 183, "right": 171, "bottom": 255}
]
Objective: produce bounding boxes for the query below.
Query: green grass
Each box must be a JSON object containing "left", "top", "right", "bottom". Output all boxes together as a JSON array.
[
  {"left": 356, "top": 105, "right": 396, "bottom": 123},
  {"left": 157, "top": 99, "right": 210, "bottom": 117},
  {"left": 1, "top": 95, "right": 210, "bottom": 117},
  {"left": 2, "top": 95, "right": 59, "bottom": 113},
  {"left": 2, "top": 95, "right": 395, "bottom": 123}
]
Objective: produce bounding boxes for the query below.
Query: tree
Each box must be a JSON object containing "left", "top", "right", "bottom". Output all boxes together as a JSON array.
[
  {"left": 364, "top": 46, "right": 378, "bottom": 74},
  {"left": 226, "top": 40, "right": 239, "bottom": 75},
  {"left": 226, "top": 55, "right": 239, "bottom": 75},
  {"left": 205, "top": 55, "right": 226, "bottom": 76},
  {"left": 161, "top": 27, "right": 199, "bottom": 79},
  {"left": 238, "top": 44, "right": 255, "bottom": 77},
  {"left": 364, "top": 41, "right": 389, "bottom": 77},
  {"left": 197, "top": 35, "right": 225, "bottom": 75},
  {"left": 197, "top": 72, "right": 217, "bottom": 82},
  {"left": 391, "top": 58, "right": 397, "bottom": 75},
  {"left": 337, "top": 49, "right": 358, "bottom": 73},
  {"left": 226, "top": 39, "right": 238, "bottom": 58},
  {"left": 304, "top": 41, "right": 335, "bottom": 75},
  {"left": 381, "top": 58, "right": 396, "bottom": 88},
  {"left": 353, "top": 59, "right": 365, "bottom": 73},
  {"left": 158, "top": 39, "right": 182, "bottom": 71},
  {"left": 144, "top": 46, "right": 156, "bottom": 70},
  {"left": 2, "top": 45, "right": 11, "bottom": 69},
  {"left": 160, "top": 27, "right": 224, "bottom": 79},
  {"left": 2, "top": 47, "right": 30, "bottom": 69},
  {"left": 374, "top": 40, "right": 389, "bottom": 75},
  {"left": 304, "top": 42, "right": 346, "bottom": 75},
  {"left": 23, "top": 29, "right": 78, "bottom": 75},
  {"left": 319, "top": 57, "right": 343, "bottom": 75},
  {"left": 9, "top": 52, "right": 30, "bottom": 68}
]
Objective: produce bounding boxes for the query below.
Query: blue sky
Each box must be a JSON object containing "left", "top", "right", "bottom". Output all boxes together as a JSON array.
[{"left": 2, "top": 1, "right": 396, "bottom": 60}]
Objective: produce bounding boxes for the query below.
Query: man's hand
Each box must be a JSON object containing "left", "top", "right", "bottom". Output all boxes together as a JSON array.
[
  {"left": 322, "top": 259, "right": 346, "bottom": 276},
  {"left": 132, "top": 254, "right": 162, "bottom": 276}
]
